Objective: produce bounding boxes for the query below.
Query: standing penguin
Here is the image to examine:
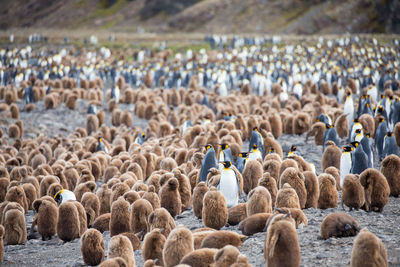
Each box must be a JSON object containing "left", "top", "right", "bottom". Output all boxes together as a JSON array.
[
  {"left": 340, "top": 146, "right": 353, "bottom": 188},
  {"left": 383, "top": 132, "right": 399, "bottom": 158},
  {"left": 248, "top": 127, "right": 265, "bottom": 157},
  {"left": 348, "top": 118, "right": 363, "bottom": 143},
  {"left": 344, "top": 91, "right": 354, "bottom": 124},
  {"left": 350, "top": 141, "right": 369, "bottom": 175},
  {"left": 96, "top": 137, "right": 109, "bottom": 153},
  {"left": 110, "top": 85, "right": 120, "bottom": 103},
  {"left": 134, "top": 132, "right": 146, "bottom": 145},
  {"left": 360, "top": 133, "right": 374, "bottom": 168},
  {"left": 249, "top": 143, "right": 263, "bottom": 161},
  {"left": 199, "top": 145, "right": 218, "bottom": 182},
  {"left": 288, "top": 145, "right": 298, "bottom": 157},
  {"left": 235, "top": 152, "right": 249, "bottom": 173},
  {"left": 375, "top": 118, "right": 388, "bottom": 160},
  {"left": 219, "top": 144, "right": 233, "bottom": 163},
  {"left": 217, "top": 161, "right": 239, "bottom": 208},
  {"left": 323, "top": 124, "right": 340, "bottom": 151},
  {"left": 182, "top": 118, "right": 192, "bottom": 135}
]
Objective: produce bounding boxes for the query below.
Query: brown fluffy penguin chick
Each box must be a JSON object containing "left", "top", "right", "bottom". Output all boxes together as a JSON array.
[
  {"left": 163, "top": 226, "right": 194, "bottom": 267},
  {"left": 81, "top": 192, "right": 100, "bottom": 227},
  {"left": 242, "top": 159, "right": 263, "bottom": 194},
  {"left": 359, "top": 168, "right": 390, "bottom": 212},
  {"left": 231, "top": 254, "right": 252, "bottom": 267},
  {"left": 97, "top": 184, "right": 112, "bottom": 215},
  {"left": 0, "top": 225, "right": 4, "bottom": 261},
  {"left": 86, "top": 114, "right": 99, "bottom": 135},
  {"left": 81, "top": 229, "right": 105, "bottom": 266},
  {"left": 228, "top": 203, "right": 247, "bottom": 226},
  {"left": 275, "top": 183, "right": 301, "bottom": 209},
  {"left": 200, "top": 230, "right": 247, "bottom": 249},
  {"left": 92, "top": 213, "right": 111, "bottom": 233},
  {"left": 334, "top": 114, "right": 349, "bottom": 138},
  {"left": 5, "top": 184, "right": 28, "bottom": 213},
  {"left": 202, "top": 189, "right": 228, "bottom": 230},
  {"left": 143, "top": 259, "right": 161, "bottom": 267},
  {"left": 108, "top": 234, "right": 135, "bottom": 267},
  {"left": 32, "top": 199, "right": 58, "bottom": 240},
  {"left": 4, "top": 208, "right": 26, "bottom": 245},
  {"left": 212, "top": 245, "right": 240, "bottom": 267},
  {"left": 320, "top": 212, "right": 360, "bottom": 240},
  {"left": 303, "top": 171, "right": 319, "bottom": 208},
  {"left": 325, "top": 166, "right": 341, "bottom": 191},
  {"left": 258, "top": 172, "right": 278, "bottom": 207},
  {"left": 321, "top": 141, "right": 342, "bottom": 171},
  {"left": 318, "top": 173, "right": 338, "bottom": 209},
  {"left": 269, "top": 114, "right": 282, "bottom": 138},
  {"left": 110, "top": 197, "right": 131, "bottom": 236},
  {"left": 160, "top": 177, "right": 182, "bottom": 218},
  {"left": 148, "top": 208, "right": 176, "bottom": 238},
  {"left": 380, "top": 154, "right": 400, "bottom": 197},
  {"left": 73, "top": 201, "right": 88, "bottom": 237},
  {"left": 57, "top": 201, "right": 80, "bottom": 242},
  {"left": 239, "top": 213, "right": 273, "bottom": 236},
  {"left": 306, "top": 122, "right": 325, "bottom": 145},
  {"left": 142, "top": 228, "right": 166, "bottom": 264},
  {"left": 293, "top": 112, "right": 311, "bottom": 135},
  {"left": 350, "top": 228, "right": 388, "bottom": 267},
  {"left": 342, "top": 174, "right": 365, "bottom": 210},
  {"left": 264, "top": 214, "right": 300, "bottom": 267},
  {"left": 172, "top": 169, "right": 191, "bottom": 210},
  {"left": 246, "top": 186, "right": 272, "bottom": 216},
  {"left": 130, "top": 198, "right": 153, "bottom": 235},
  {"left": 192, "top": 182, "right": 209, "bottom": 219},
  {"left": 180, "top": 248, "right": 218, "bottom": 267},
  {"left": 279, "top": 167, "right": 307, "bottom": 209},
  {"left": 273, "top": 207, "right": 308, "bottom": 228}
]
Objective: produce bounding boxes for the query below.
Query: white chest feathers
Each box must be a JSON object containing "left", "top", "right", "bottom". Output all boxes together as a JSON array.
[{"left": 218, "top": 168, "right": 239, "bottom": 208}]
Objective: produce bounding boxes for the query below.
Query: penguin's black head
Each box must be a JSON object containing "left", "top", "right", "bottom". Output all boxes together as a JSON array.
[
  {"left": 351, "top": 141, "right": 359, "bottom": 148},
  {"left": 204, "top": 144, "right": 213, "bottom": 151},
  {"left": 97, "top": 137, "right": 103, "bottom": 142},
  {"left": 221, "top": 161, "right": 232, "bottom": 168},
  {"left": 346, "top": 91, "right": 351, "bottom": 97},
  {"left": 253, "top": 127, "right": 258, "bottom": 132},
  {"left": 355, "top": 129, "right": 362, "bottom": 134},
  {"left": 252, "top": 143, "right": 258, "bottom": 149},
  {"left": 268, "top": 147, "right": 275, "bottom": 153},
  {"left": 379, "top": 117, "right": 385, "bottom": 123},
  {"left": 353, "top": 118, "right": 359, "bottom": 123},
  {"left": 239, "top": 152, "right": 249, "bottom": 158},
  {"left": 378, "top": 106, "right": 384, "bottom": 112},
  {"left": 386, "top": 132, "right": 393, "bottom": 137},
  {"left": 141, "top": 132, "right": 145, "bottom": 138},
  {"left": 365, "top": 133, "right": 371, "bottom": 138},
  {"left": 342, "top": 146, "right": 353, "bottom": 152},
  {"left": 290, "top": 145, "right": 297, "bottom": 152},
  {"left": 325, "top": 123, "right": 333, "bottom": 129},
  {"left": 389, "top": 96, "right": 394, "bottom": 100},
  {"left": 380, "top": 95, "right": 385, "bottom": 99},
  {"left": 54, "top": 189, "right": 63, "bottom": 205},
  {"left": 219, "top": 144, "right": 229, "bottom": 150}
]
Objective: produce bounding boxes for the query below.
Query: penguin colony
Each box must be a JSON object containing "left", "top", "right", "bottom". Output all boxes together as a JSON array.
[{"left": 0, "top": 36, "right": 399, "bottom": 266}]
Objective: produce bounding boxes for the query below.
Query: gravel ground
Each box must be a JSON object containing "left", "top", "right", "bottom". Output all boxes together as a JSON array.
[{"left": 1, "top": 97, "right": 400, "bottom": 267}]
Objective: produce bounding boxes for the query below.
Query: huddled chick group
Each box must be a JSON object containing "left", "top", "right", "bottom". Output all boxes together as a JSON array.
[{"left": 0, "top": 36, "right": 399, "bottom": 266}]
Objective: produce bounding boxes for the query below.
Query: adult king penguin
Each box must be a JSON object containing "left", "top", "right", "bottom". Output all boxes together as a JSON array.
[
  {"left": 249, "top": 127, "right": 265, "bottom": 157},
  {"left": 249, "top": 143, "right": 263, "bottom": 161},
  {"left": 235, "top": 152, "right": 249, "bottom": 173},
  {"left": 375, "top": 117, "right": 388, "bottom": 160},
  {"left": 199, "top": 144, "right": 218, "bottom": 182},
  {"left": 344, "top": 91, "right": 354, "bottom": 124},
  {"left": 134, "top": 132, "right": 146, "bottom": 145},
  {"left": 360, "top": 133, "right": 374, "bottom": 168},
  {"left": 350, "top": 141, "right": 369, "bottom": 175},
  {"left": 219, "top": 144, "right": 233, "bottom": 163},
  {"left": 383, "top": 132, "right": 399, "bottom": 158},
  {"left": 340, "top": 146, "right": 353, "bottom": 188},
  {"left": 323, "top": 124, "right": 340, "bottom": 151},
  {"left": 96, "top": 137, "right": 109, "bottom": 153},
  {"left": 217, "top": 161, "right": 239, "bottom": 208}
]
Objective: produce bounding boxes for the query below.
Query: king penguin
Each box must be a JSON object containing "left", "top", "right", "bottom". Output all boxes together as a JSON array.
[
  {"left": 383, "top": 132, "right": 399, "bottom": 158},
  {"left": 248, "top": 127, "right": 265, "bottom": 157},
  {"left": 344, "top": 91, "right": 354, "bottom": 124},
  {"left": 348, "top": 118, "right": 363, "bottom": 142},
  {"left": 54, "top": 189, "right": 76, "bottom": 205},
  {"left": 219, "top": 144, "right": 233, "bottom": 163},
  {"left": 88, "top": 104, "right": 97, "bottom": 115},
  {"left": 375, "top": 117, "right": 388, "bottom": 160},
  {"left": 199, "top": 144, "right": 218, "bottom": 182},
  {"left": 235, "top": 152, "right": 249, "bottom": 173},
  {"left": 350, "top": 141, "right": 369, "bottom": 175},
  {"left": 111, "top": 85, "right": 120, "bottom": 103},
  {"left": 96, "top": 137, "right": 109, "bottom": 153},
  {"left": 288, "top": 145, "right": 299, "bottom": 157},
  {"left": 134, "top": 132, "right": 146, "bottom": 145},
  {"left": 323, "top": 124, "right": 340, "bottom": 151},
  {"left": 182, "top": 118, "right": 192, "bottom": 135},
  {"left": 360, "top": 133, "right": 374, "bottom": 168},
  {"left": 217, "top": 161, "right": 239, "bottom": 208},
  {"left": 340, "top": 145, "right": 353, "bottom": 188},
  {"left": 249, "top": 143, "right": 263, "bottom": 161}
]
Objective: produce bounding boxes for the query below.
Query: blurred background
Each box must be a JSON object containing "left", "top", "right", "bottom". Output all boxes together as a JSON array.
[{"left": 0, "top": 0, "right": 398, "bottom": 34}]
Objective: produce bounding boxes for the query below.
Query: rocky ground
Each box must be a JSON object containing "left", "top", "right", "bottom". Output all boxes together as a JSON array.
[{"left": 1, "top": 97, "right": 400, "bottom": 267}]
